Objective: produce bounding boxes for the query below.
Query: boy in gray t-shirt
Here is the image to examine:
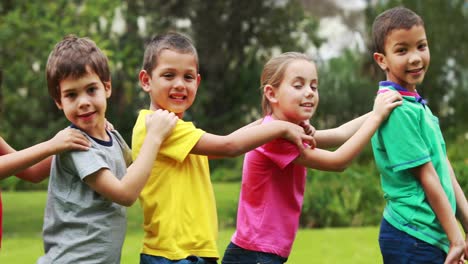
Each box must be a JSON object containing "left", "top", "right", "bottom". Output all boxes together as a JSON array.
[{"left": 37, "top": 35, "right": 178, "bottom": 264}]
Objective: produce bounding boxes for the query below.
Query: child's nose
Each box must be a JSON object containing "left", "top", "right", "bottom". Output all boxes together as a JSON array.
[
  {"left": 78, "top": 96, "right": 91, "bottom": 107},
  {"left": 304, "top": 87, "right": 314, "bottom": 97},
  {"left": 409, "top": 52, "right": 422, "bottom": 64},
  {"left": 173, "top": 78, "right": 185, "bottom": 89}
]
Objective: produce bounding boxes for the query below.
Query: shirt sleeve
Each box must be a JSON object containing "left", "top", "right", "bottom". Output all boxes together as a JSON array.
[
  {"left": 378, "top": 106, "right": 431, "bottom": 172},
  {"left": 258, "top": 138, "right": 300, "bottom": 170},
  {"left": 111, "top": 130, "right": 132, "bottom": 167},
  {"left": 61, "top": 147, "right": 110, "bottom": 181},
  {"left": 132, "top": 110, "right": 205, "bottom": 163}
]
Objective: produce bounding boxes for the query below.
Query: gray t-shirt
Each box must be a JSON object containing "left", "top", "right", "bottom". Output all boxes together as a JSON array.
[{"left": 37, "top": 129, "right": 132, "bottom": 264}]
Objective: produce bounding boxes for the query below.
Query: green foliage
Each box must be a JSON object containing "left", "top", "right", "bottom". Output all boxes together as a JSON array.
[
  {"left": 301, "top": 163, "right": 384, "bottom": 228},
  {"left": 314, "top": 50, "right": 376, "bottom": 129},
  {"left": 210, "top": 156, "right": 244, "bottom": 182}
]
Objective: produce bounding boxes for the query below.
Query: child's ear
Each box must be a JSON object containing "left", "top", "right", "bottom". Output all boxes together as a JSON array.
[
  {"left": 196, "top": 74, "right": 201, "bottom": 89},
  {"left": 139, "top": 70, "right": 151, "bottom": 92},
  {"left": 264, "top": 85, "right": 278, "bottom": 104},
  {"left": 373, "top": 52, "right": 388, "bottom": 71},
  {"left": 55, "top": 99, "right": 63, "bottom": 110},
  {"left": 104, "top": 80, "right": 112, "bottom": 98}
]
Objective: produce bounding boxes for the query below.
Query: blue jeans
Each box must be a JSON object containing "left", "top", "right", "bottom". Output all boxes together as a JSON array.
[
  {"left": 140, "top": 254, "right": 218, "bottom": 264},
  {"left": 221, "top": 242, "right": 287, "bottom": 264},
  {"left": 379, "top": 218, "right": 446, "bottom": 264}
]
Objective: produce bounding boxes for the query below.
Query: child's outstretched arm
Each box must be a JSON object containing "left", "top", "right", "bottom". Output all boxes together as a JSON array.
[
  {"left": 447, "top": 158, "right": 468, "bottom": 260},
  {"left": 314, "top": 113, "right": 370, "bottom": 149},
  {"left": 0, "top": 128, "right": 90, "bottom": 182},
  {"left": 412, "top": 162, "right": 465, "bottom": 264},
  {"left": 190, "top": 120, "right": 315, "bottom": 158},
  {"left": 84, "top": 109, "right": 178, "bottom": 206},
  {"left": 295, "top": 91, "right": 402, "bottom": 171}
]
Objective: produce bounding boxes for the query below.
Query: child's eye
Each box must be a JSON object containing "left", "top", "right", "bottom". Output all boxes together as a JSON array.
[
  {"left": 310, "top": 85, "right": 318, "bottom": 91},
  {"left": 293, "top": 83, "right": 303, "bottom": 89},
  {"left": 418, "top": 43, "right": 428, "bottom": 50},
  {"left": 163, "top": 73, "right": 174, "bottom": 78},
  {"left": 64, "top": 93, "right": 76, "bottom": 99},
  {"left": 87, "top": 86, "right": 97, "bottom": 94},
  {"left": 185, "top": 74, "right": 195, "bottom": 81},
  {"left": 396, "top": 48, "right": 406, "bottom": 54}
]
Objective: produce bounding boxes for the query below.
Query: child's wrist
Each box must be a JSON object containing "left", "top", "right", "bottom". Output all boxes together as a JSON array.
[
  {"left": 449, "top": 235, "right": 465, "bottom": 247},
  {"left": 369, "top": 112, "right": 384, "bottom": 124}
]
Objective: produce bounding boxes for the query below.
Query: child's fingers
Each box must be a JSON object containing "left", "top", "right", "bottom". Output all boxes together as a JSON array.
[{"left": 104, "top": 118, "right": 115, "bottom": 131}]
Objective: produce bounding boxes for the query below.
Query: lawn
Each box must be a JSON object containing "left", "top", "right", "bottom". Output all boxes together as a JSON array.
[{"left": 0, "top": 185, "right": 383, "bottom": 263}]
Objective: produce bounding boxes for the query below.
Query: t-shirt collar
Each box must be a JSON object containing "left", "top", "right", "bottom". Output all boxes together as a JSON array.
[{"left": 378, "top": 81, "right": 427, "bottom": 106}]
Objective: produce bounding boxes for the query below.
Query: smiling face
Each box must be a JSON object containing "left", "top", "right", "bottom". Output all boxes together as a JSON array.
[
  {"left": 266, "top": 59, "right": 319, "bottom": 124},
  {"left": 55, "top": 69, "right": 111, "bottom": 139},
  {"left": 374, "top": 25, "right": 430, "bottom": 92},
  {"left": 139, "top": 49, "right": 200, "bottom": 119}
]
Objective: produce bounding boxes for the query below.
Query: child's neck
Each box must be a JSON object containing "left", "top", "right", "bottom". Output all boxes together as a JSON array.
[{"left": 270, "top": 112, "right": 303, "bottom": 125}]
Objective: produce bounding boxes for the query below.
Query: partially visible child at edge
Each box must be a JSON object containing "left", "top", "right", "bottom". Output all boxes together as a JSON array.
[
  {"left": 35, "top": 35, "right": 178, "bottom": 264},
  {"left": 219, "top": 52, "right": 402, "bottom": 263},
  {"left": 0, "top": 122, "right": 90, "bottom": 249},
  {"left": 370, "top": 7, "right": 468, "bottom": 264},
  {"left": 131, "top": 33, "right": 315, "bottom": 264}
]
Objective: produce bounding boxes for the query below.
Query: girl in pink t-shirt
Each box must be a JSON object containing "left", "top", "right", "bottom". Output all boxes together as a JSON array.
[
  {"left": 0, "top": 130, "right": 89, "bottom": 248},
  {"left": 222, "top": 52, "right": 402, "bottom": 263}
]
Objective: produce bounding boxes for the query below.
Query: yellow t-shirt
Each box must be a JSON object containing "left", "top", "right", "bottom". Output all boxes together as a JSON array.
[{"left": 131, "top": 110, "right": 219, "bottom": 259}]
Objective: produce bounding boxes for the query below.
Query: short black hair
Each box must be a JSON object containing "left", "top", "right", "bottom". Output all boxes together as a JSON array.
[{"left": 372, "top": 6, "right": 424, "bottom": 54}]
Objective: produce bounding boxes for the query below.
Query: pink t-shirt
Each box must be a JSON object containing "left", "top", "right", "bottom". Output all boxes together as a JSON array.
[{"left": 231, "top": 115, "right": 307, "bottom": 258}]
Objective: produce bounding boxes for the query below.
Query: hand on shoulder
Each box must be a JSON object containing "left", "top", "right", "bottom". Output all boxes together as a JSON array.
[
  {"left": 145, "top": 109, "right": 178, "bottom": 140},
  {"left": 372, "top": 90, "right": 403, "bottom": 122}
]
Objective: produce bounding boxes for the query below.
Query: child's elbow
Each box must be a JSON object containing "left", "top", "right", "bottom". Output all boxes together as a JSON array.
[
  {"left": 222, "top": 142, "right": 244, "bottom": 157},
  {"left": 116, "top": 196, "right": 137, "bottom": 207},
  {"left": 16, "top": 173, "right": 47, "bottom": 183},
  {"left": 333, "top": 166, "right": 347, "bottom": 172},
  {"left": 114, "top": 191, "right": 138, "bottom": 207},
  {"left": 329, "top": 161, "right": 350, "bottom": 172}
]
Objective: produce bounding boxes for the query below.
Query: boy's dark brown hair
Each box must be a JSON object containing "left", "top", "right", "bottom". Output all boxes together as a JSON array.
[
  {"left": 142, "top": 32, "right": 199, "bottom": 74},
  {"left": 46, "top": 35, "right": 110, "bottom": 102},
  {"left": 372, "top": 6, "right": 425, "bottom": 54}
]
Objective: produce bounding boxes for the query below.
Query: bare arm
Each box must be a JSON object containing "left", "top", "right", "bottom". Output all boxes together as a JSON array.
[
  {"left": 235, "top": 118, "right": 264, "bottom": 131},
  {"left": 0, "top": 128, "right": 90, "bottom": 182},
  {"left": 190, "top": 119, "right": 314, "bottom": 157},
  {"left": 447, "top": 158, "right": 468, "bottom": 259},
  {"left": 84, "top": 110, "right": 178, "bottom": 206},
  {"left": 315, "top": 113, "right": 371, "bottom": 149},
  {"left": 295, "top": 91, "right": 402, "bottom": 171},
  {"left": 412, "top": 162, "right": 465, "bottom": 264}
]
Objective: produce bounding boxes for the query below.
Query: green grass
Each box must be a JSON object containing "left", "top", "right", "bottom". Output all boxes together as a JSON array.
[{"left": 0, "top": 186, "right": 383, "bottom": 263}]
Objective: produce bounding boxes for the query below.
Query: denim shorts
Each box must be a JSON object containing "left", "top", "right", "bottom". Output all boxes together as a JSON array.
[
  {"left": 140, "top": 254, "right": 218, "bottom": 264},
  {"left": 379, "top": 218, "right": 446, "bottom": 264},
  {"left": 221, "top": 242, "right": 287, "bottom": 264}
]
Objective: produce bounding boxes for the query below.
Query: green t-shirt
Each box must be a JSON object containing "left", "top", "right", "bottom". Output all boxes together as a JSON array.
[{"left": 371, "top": 82, "right": 455, "bottom": 253}]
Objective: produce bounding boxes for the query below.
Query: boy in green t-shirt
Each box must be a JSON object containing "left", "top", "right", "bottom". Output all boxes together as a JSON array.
[{"left": 371, "top": 6, "right": 468, "bottom": 264}]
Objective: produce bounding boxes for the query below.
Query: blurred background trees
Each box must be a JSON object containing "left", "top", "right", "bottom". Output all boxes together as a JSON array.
[{"left": 1, "top": 0, "right": 467, "bottom": 226}]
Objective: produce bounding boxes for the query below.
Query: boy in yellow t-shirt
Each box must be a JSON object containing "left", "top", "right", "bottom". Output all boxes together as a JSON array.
[{"left": 131, "top": 32, "right": 315, "bottom": 264}]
